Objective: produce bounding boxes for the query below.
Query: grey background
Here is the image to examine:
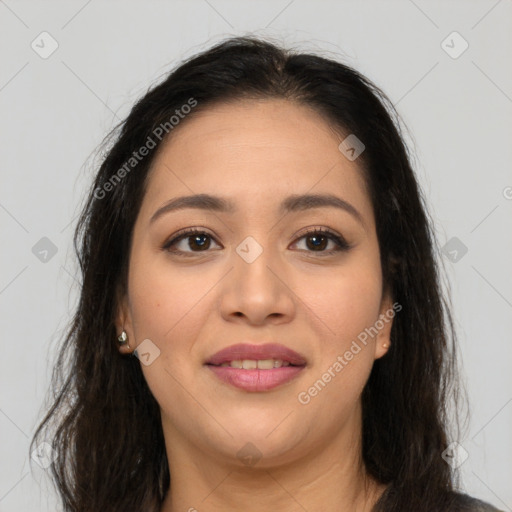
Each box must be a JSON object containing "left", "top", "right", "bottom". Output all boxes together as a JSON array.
[{"left": 1, "top": 1, "right": 511, "bottom": 510}]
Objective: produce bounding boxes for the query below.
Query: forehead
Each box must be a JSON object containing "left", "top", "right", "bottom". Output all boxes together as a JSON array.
[{"left": 139, "top": 98, "right": 373, "bottom": 225}]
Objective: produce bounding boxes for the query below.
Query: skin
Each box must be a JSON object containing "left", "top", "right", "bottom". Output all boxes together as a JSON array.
[{"left": 116, "top": 98, "right": 394, "bottom": 511}]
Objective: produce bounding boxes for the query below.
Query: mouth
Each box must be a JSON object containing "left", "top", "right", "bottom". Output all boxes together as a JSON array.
[
  {"left": 206, "top": 359, "right": 303, "bottom": 369},
  {"left": 205, "top": 342, "right": 307, "bottom": 367},
  {"left": 204, "top": 343, "right": 307, "bottom": 392},
  {"left": 205, "top": 364, "right": 306, "bottom": 392}
]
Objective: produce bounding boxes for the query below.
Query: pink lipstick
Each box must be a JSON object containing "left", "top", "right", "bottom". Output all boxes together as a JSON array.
[{"left": 205, "top": 343, "right": 307, "bottom": 392}]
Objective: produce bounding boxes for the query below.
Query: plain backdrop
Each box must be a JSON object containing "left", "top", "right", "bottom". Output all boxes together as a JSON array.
[{"left": 1, "top": 1, "right": 511, "bottom": 510}]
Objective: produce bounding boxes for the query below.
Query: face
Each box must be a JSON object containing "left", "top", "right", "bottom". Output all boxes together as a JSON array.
[{"left": 116, "top": 98, "right": 393, "bottom": 469}]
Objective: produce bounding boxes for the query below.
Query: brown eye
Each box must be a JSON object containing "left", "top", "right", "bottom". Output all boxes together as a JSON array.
[
  {"left": 185, "top": 233, "right": 211, "bottom": 251},
  {"left": 305, "top": 233, "right": 329, "bottom": 251},
  {"left": 162, "top": 229, "right": 221, "bottom": 255},
  {"left": 162, "top": 227, "right": 351, "bottom": 257},
  {"left": 292, "top": 228, "right": 351, "bottom": 255}
]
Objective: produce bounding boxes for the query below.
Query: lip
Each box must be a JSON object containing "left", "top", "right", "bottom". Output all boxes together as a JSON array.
[
  {"left": 207, "top": 365, "right": 305, "bottom": 392},
  {"left": 204, "top": 343, "right": 307, "bottom": 392},
  {"left": 205, "top": 343, "right": 307, "bottom": 366}
]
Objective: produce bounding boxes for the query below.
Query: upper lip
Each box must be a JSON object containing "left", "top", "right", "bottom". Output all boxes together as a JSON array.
[{"left": 205, "top": 343, "right": 307, "bottom": 366}]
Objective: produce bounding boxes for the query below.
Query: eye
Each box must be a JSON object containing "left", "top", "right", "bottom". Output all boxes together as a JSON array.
[
  {"left": 162, "top": 228, "right": 221, "bottom": 256},
  {"left": 291, "top": 227, "right": 351, "bottom": 255},
  {"left": 162, "top": 227, "right": 350, "bottom": 257}
]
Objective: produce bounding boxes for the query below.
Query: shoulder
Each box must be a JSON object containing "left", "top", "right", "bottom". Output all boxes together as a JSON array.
[{"left": 449, "top": 492, "right": 504, "bottom": 512}]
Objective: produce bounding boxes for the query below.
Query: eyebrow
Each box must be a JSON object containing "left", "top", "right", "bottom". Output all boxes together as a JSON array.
[{"left": 149, "top": 193, "right": 365, "bottom": 227}]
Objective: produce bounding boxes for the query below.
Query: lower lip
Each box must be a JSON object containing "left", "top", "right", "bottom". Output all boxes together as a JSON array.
[{"left": 206, "top": 365, "right": 305, "bottom": 391}]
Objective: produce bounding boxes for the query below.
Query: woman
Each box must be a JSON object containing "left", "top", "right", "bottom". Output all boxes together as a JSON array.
[{"left": 30, "top": 36, "right": 503, "bottom": 511}]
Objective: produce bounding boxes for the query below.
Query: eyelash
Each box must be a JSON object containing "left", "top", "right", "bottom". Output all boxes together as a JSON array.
[{"left": 161, "top": 227, "right": 351, "bottom": 257}]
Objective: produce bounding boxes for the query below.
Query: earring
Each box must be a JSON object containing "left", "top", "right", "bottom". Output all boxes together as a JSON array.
[
  {"left": 118, "top": 330, "right": 130, "bottom": 349},
  {"left": 382, "top": 343, "right": 389, "bottom": 348}
]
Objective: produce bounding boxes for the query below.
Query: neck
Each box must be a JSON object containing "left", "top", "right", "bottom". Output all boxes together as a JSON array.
[{"left": 159, "top": 404, "right": 387, "bottom": 512}]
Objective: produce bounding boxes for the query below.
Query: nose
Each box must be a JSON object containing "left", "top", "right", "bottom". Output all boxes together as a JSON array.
[{"left": 219, "top": 239, "right": 296, "bottom": 326}]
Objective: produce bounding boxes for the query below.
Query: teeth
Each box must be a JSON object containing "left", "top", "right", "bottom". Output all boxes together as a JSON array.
[{"left": 218, "top": 359, "right": 292, "bottom": 369}]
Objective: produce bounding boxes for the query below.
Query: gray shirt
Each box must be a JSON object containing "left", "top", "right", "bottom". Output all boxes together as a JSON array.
[{"left": 457, "top": 493, "right": 504, "bottom": 511}]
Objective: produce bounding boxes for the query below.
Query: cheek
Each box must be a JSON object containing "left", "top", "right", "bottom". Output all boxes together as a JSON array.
[
  {"left": 126, "top": 257, "right": 210, "bottom": 405},
  {"left": 293, "top": 265, "right": 382, "bottom": 427},
  {"left": 127, "top": 250, "right": 211, "bottom": 342},
  {"left": 297, "top": 255, "right": 383, "bottom": 350},
  {"left": 291, "top": 251, "right": 383, "bottom": 411}
]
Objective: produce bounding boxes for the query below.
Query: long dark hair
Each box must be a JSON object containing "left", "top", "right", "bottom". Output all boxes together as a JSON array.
[{"left": 30, "top": 36, "right": 470, "bottom": 511}]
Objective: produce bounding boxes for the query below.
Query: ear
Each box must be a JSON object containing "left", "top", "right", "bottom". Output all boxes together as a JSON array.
[
  {"left": 115, "top": 285, "right": 134, "bottom": 355},
  {"left": 373, "top": 287, "right": 397, "bottom": 360}
]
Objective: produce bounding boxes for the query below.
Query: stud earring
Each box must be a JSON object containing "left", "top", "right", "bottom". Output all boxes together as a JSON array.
[
  {"left": 382, "top": 343, "right": 389, "bottom": 348},
  {"left": 118, "top": 330, "right": 130, "bottom": 349}
]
